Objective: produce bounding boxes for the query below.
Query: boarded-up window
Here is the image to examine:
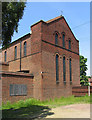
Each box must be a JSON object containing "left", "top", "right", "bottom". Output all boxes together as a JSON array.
[
  {"left": 10, "top": 84, "right": 13, "bottom": 95},
  {"left": 10, "top": 84, "right": 27, "bottom": 96}
]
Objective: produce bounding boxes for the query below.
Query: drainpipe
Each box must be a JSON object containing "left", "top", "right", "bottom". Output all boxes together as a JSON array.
[{"left": 20, "top": 40, "right": 21, "bottom": 71}]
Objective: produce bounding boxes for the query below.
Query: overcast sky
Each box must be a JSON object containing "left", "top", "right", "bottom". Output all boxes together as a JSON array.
[{"left": 12, "top": 2, "right": 90, "bottom": 75}]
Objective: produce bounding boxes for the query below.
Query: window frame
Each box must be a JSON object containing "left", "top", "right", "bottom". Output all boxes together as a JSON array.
[
  {"left": 63, "top": 56, "right": 66, "bottom": 83},
  {"left": 14, "top": 46, "right": 17, "bottom": 59},
  {"left": 62, "top": 34, "right": 65, "bottom": 48},
  {"left": 24, "top": 41, "right": 27, "bottom": 56},
  {"left": 4, "top": 51, "right": 7, "bottom": 62},
  {"left": 10, "top": 84, "right": 27, "bottom": 96},
  {"left": 69, "top": 58, "right": 72, "bottom": 83},
  {"left": 56, "top": 54, "right": 59, "bottom": 84},
  {"left": 55, "top": 33, "right": 58, "bottom": 45},
  {"left": 69, "top": 39, "right": 71, "bottom": 50}
]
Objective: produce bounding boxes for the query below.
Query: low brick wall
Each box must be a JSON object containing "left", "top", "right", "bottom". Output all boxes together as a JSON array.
[
  {"left": 1, "top": 71, "right": 34, "bottom": 103},
  {"left": 72, "top": 86, "right": 92, "bottom": 96}
]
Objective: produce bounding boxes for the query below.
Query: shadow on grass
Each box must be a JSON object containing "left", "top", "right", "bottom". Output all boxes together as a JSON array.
[{"left": 2, "top": 105, "right": 54, "bottom": 119}]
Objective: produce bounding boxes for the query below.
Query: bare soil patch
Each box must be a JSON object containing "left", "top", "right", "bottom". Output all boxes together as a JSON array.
[{"left": 46, "top": 104, "right": 90, "bottom": 118}]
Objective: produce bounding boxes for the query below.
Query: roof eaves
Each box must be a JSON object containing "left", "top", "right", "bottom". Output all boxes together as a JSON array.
[
  {"left": 62, "top": 17, "right": 79, "bottom": 42},
  {"left": 1, "top": 33, "right": 31, "bottom": 50}
]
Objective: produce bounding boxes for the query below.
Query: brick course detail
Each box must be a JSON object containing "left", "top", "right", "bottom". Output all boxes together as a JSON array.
[{"left": 72, "top": 86, "right": 92, "bottom": 96}]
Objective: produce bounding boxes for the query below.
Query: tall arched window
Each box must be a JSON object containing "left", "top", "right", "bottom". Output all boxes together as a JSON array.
[
  {"left": 24, "top": 41, "right": 27, "bottom": 56},
  {"left": 55, "top": 33, "right": 58, "bottom": 45},
  {"left": 15, "top": 46, "right": 17, "bottom": 59},
  {"left": 62, "top": 34, "right": 65, "bottom": 48},
  {"left": 63, "top": 56, "right": 66, "bottom": 82},
  {"left": 69, "top": 58, "right": 72, "bottom": 82},
  {"left": 69, "top": 40, "right": 71, "bottom": 50},
  {"left": 56, "top": 54, "right": 59, "bottom": 83},
  {"left": 4, "top": 51, "right": 7, "bottom": 62}
]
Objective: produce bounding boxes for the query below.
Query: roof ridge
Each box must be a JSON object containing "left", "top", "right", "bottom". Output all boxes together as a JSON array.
[{"left": 46, "top": 15, "right": 63, "bottom": 23}]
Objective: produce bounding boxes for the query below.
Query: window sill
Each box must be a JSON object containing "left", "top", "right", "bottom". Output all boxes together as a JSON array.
[
  {"left": 24, "top": 55, "right": 27, "bottom": 57},
  {"left": 10, "top": 94, "right": 27, "bottom": 96},
  {"left": 56, "top": 81, "right": 59, "bottom": 84},
  {"left": 70, "top": 81, "right": 72, "bottom": 85},
  {"left": 63, "top": 81, "right": 66, "bottom": 85}
]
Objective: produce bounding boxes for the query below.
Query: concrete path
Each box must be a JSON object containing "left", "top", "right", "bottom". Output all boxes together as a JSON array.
[{"left": 46, "top": 104, "right": 90, "bottom": 118}]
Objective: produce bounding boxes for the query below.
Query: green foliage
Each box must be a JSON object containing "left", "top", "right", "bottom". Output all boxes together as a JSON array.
[
  {"left": 2, "top": 96, "right": 90, "bottom": 118},
  {"left": 80, "top": 55, "right": 89, "bottom": 86},
  {"left": 2, "top": 95, "right": 90, "bottom": 110},
  {"left": 80, "top": 55, "right": 87, "bottom": 76},
  {"left": 2, "top": 1, "right": 26, "bottom": 48},
  {"left": 80, "top": 75, "right": 89, "bottom": 86},
  {"left": 87, "top": 76, "right": 91, "bottom": 78}
]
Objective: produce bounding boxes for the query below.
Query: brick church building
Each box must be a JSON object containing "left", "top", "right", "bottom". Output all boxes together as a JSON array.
[{"left": 0, "top": 16, "right": 80, "bottom": 103}]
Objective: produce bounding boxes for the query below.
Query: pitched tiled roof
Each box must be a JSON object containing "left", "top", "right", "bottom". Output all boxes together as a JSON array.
[{"left": 46, "top": 16, "right": 63, "bottom": 23}]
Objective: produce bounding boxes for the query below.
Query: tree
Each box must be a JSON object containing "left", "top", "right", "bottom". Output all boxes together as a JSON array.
[
  {"left": 2, "top": 1, "right": 26, "bottom": 48},
  {"left": 80, "top": 55, "right": 89, "bottom": 86}
]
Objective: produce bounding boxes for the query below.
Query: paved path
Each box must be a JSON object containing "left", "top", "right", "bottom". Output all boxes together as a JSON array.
[{"left": 46, "top": 104, "right": 90, "bottom": 118}]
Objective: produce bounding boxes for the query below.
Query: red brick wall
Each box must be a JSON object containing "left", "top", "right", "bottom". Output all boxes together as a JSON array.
[
  {"left": 2, "top": 34, "right": 31, "bottom": 63},
  {"left": 41, "top": 45, "right": 80, "bottom": 100},
  {"left": 31, "top": 22, "right": 43, "bottom": 100},
  {"left": 0, "top": 63, "right": 9, "bottom": 71},
  {"left": 1, "top": 16, "right": 80, "bottom": 101},
  {"left": 41, "top": 17, "right": 80, "bottom": 100},
  {"left": 41, "top": 17, "right": 79, "bottom": 54},
  {"left": 31, "top": 21, "right": 42, "bottom": 54},
  {"left": 1, "top": 72, "right": 34, "bottom": 103},
  {"left": 72, "top": 86, "right": 92, "bottom": 96},
  {"left": 2, "top": 21, "right": 43, "bottom": 100},
  {"left": 0, "top": 78, "right": 2, "bottom": 105}
]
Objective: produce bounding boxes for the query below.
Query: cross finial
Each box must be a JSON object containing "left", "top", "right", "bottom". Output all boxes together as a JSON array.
[{"left": 61, "top": 10, "right": 63, "bottom": 16}]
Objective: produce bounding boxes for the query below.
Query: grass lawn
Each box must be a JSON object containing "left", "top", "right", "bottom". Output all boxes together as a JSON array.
[{"left": 2, "top": 95, "right": 90, "bottom": 118}]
